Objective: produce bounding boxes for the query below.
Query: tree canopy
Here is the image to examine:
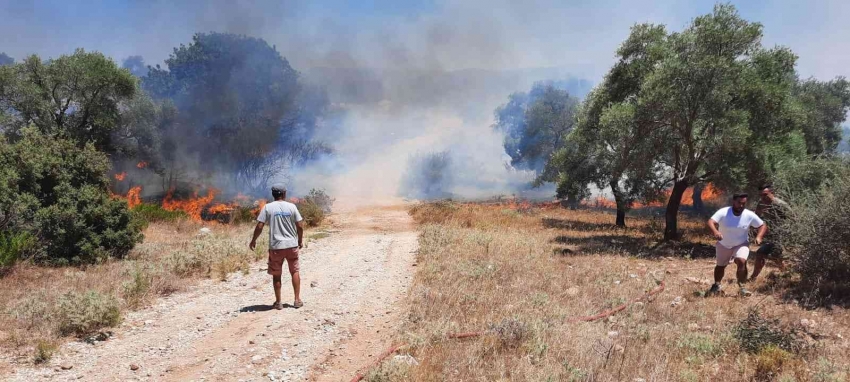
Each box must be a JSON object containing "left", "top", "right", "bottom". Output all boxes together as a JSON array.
[
  {"left": 142, "top": 32, "right": 329, "bottom": 194},
  {"left": 494, "top": 82, "right": 579, "bottom": 176},
  {"left": 0, "top": 49, "right": 137, "bottom": 151},
  {"left": 547, "top": 4, "right": 850, "bottom": 237}
]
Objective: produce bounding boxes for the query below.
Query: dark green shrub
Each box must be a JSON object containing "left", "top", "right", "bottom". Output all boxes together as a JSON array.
[
  {"left": 132, "top": 203, "right": 188, "bottom": 223},
  {"left": 296, "top": 199, "right": 325, "bottom": 227},
  {"left": 56, "top": 290, "right": 121, "bottom": 337},
  {"left": 0, "top": 128, "right": 144, "bottom": 264}
]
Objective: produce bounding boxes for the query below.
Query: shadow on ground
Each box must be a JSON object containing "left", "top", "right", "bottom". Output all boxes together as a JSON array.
[
  {"left": 550, "top": 234, "right": 715, "bottom": 259},
  {"left": 239, "top": 304, "right": 274, "bottom": 313}
]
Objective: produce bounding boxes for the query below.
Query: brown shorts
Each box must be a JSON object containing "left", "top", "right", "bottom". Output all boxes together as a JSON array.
[{"left": 268, "top": 248, "right": 300, "bottom": 276}]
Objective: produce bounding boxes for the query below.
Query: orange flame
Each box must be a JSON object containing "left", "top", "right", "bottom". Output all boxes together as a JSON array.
[
  {"left": 114, "top": 172, "right": 127, "bottom": 181},
  {"left": 252, "top": 199, "right": 268, "bottom": 217},
  {"left": 600, "top": 183, "right": 724, "bottom": 209},
  {"left": 162, "top": 188, "right": 219, "bottom": 221},
  {"left": 126, "top": 186, "right": 142, "bottom": 209},
  {"left": 136, "top": 161, "right": 148, "bottom": 169},
  {"left": 207, "top": 202, "right": 237, "bottom": 214}
]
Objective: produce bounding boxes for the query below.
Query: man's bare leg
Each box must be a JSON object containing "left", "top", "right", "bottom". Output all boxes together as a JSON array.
[
  {"left": 292, "top": 271, "right": 301, "bottom": 304},
  {"left": 750, "top": 255, "right": 767, "bottom": 281},
  {"left": 273, "top": 275, "right": 282, "bottom": 304},
  {"left": 714, "top": 265, "right": 725, "bottom": 284},
  {"left": 735, "top": 258, "right": 752, "bottom": 296},
  {"left": 735, "top": 258, "right": 748, "bottom": 283}
]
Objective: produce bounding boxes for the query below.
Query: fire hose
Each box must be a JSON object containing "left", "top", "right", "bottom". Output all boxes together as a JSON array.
[{"left": 349, "top": 279, "right": 666, "bottom": 382}]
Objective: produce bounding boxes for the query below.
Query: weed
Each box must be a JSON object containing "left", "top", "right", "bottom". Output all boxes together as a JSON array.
[
  {"left": 489, "top": 318, "right": 529, "bottom": 349},
  {"left": 754, "top": 345, "right": 794, "bottom": 382},
  {"left": 677, "top": 333, "right": 724, "bottom": 357},
  {"left": 33, "top": 339, "right": 58, "bottom": 364}
]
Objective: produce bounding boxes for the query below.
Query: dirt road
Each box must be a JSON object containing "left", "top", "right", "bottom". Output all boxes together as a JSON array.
[{"left": 10, "top": 203, "right": 417, "bottom": 382}]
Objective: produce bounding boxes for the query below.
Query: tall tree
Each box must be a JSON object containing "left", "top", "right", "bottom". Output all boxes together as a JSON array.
[
  {"left": 557, "top": 4, "right": 849, "bottom": 239},
  {"left": 0, "top": 49, "right": 137, "bottom": 151},
  {"left": 143, "top": 33, "right": 328, "bottom": 194},
  {"left": 548, "top": 24, "right": 667, "bottom": 225},
  {"left": 494, "top": 82, "right": 579, "bottom": 176}
]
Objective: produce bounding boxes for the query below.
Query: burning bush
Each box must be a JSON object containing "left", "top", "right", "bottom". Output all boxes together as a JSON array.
[{"left": 0, "top": 128, "right": 144, "bottom": 264}]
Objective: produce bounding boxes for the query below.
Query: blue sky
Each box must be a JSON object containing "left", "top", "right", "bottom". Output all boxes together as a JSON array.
[{"left": 1, "top": 0, "right": 848, "bottom": 83}]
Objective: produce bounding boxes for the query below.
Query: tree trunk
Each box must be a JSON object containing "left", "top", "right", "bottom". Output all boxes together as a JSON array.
[
  {"left": 615, "top": 208, "right": 626, "bottom": 227},
  {"left": 611, "top": 181, "right": 627, "bottom": 227},
  {"left": 692, "top": 183, "right": 705, "bottom": 212},
  {"left": 664, "top": 180, "right": 690, "bottom": 240}
]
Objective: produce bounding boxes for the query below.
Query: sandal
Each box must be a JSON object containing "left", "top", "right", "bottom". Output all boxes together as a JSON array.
[
  {"left": 272, "top": 301, "right": 283, "bottom": 310},
  {"left": 293, "top": 301, "right": 304, "bottom": 309}
]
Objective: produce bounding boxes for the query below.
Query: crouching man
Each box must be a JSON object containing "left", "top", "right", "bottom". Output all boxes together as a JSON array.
[
  {"left": 706, "top": 193, "right": 767, "bottom": 297},
  {"left": 250, "top": 184, "right": 304, "bottom": 310}
]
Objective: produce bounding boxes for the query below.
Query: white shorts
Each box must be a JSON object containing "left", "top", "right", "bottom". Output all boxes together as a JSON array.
[{"left": 715, "top": 242, "right": 749, "bottom": 266}]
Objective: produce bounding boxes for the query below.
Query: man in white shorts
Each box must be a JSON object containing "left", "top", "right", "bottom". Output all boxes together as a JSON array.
[{"left": 706, "top": 193, "right": 767, "bottom": 296}]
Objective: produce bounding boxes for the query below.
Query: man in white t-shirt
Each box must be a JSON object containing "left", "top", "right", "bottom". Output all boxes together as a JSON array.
[
  {"left": 250, "top": 184, "right": 304, "bottom": 310},
  {"left": 706, "top": 193, "right": 767, "bottom": 297}
]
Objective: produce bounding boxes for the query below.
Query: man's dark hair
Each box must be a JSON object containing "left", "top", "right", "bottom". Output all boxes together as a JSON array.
[
  {"left": 272, "top": 190, "right": 285, "bottom": 199},
  {"left": 733, "top": 192, "right": 748, "bottom": 200},
  {"left": 760, "top": 184, "right": 773, "bottom": 191}
]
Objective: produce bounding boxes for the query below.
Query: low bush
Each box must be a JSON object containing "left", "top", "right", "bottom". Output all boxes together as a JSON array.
[
  {"left": 132, "top": 203, "right": 188, "bottom": 223},
  {"left": 304, "top": 188, "right": 335, "bottom": 214},
  {"left": 734, "top": 310, "right": 803, "bottom": 354},
  {"left": 0, "top": 128, "right": 144, "bottom": 264},
  {"left": 296, "top": 199, "right": 325, "bottom": 227},
  {"left": 56, "top": 290, "right": 121, "bottom": 337}
]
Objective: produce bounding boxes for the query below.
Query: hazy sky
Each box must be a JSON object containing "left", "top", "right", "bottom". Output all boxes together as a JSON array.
[
  {"left": 3, "top": 0, "right": 847, "bottom": 199},
  {"left": 1, "top": 0, "right": 848, "bottom": 83}
]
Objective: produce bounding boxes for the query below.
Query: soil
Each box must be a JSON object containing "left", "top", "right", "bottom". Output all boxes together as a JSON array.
[{"left": 7, "top": 202, "right": 417, "bottom": 382}]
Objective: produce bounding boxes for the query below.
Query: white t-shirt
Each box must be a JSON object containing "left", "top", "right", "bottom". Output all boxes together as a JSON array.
[
  {"left": 710, "top": 207, "right": 764, "bottom": 248},
  {"left": 257, "top": 201, "right": 303, "bottom": 250}
]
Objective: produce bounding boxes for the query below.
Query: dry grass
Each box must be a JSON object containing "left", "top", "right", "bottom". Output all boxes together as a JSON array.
[
  {"left": 394, "top": 202, "right": 850, "bottom": 381},
  {"left": 0, "top": 217, "right": 327, "bottom": 364}
]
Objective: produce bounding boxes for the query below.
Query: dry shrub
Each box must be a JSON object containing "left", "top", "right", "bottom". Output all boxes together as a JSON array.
[
  {"left": 56, "top": 290, "right": 121, "bottom": 337},
  {"left": 778, "top": 170, "right": 850, "bottom": 302},
  {"left": 122, "top": 262, "right": 181, "bottom": 309},
  {"left": 304, "top": 188, "right": 335, "bottom": 214},
  {"left": 754, "top": 345, "right": 795, "bottom": 382},
  {"left": 296, "top": 198, "right": 325, "bottom": 227}
]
